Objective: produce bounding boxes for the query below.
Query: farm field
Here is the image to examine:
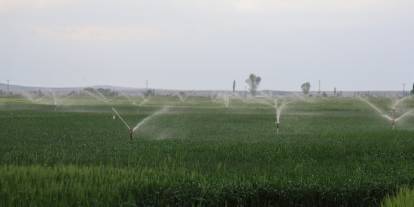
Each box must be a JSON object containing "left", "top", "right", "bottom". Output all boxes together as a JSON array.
[{"left": 0, "top": 95, "right": 414, "bottom": 206}]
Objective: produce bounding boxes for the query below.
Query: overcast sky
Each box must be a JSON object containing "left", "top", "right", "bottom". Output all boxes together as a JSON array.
[{"left": 2, "top": 0, "right": 414, "bottom": 91}]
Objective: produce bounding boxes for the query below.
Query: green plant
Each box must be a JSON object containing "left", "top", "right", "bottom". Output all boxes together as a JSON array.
[
  {"left": 0, "top": 96, "right": 413, "bottom": 206},
  {"left": 381, "top": 187, "right": 414, "bottom": 207}
]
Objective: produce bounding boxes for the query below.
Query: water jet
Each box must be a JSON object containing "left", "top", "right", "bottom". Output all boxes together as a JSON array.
[
  {"left": 111, "top": 107, "right": 133, "bottom": 140},
  {"left": 176, "top": 92, "right": 187, "bottom": 103},
  {"left": 111, "top": 106, "right": 169, "bottom": 140},
  {"left": 119, "top": 92, "right": 137, "bottom": 105},
  {"left": 273, "top": 98, "right": 290, "bottom": 135},
  {"left": 359, "top": 96, "right": 413, "bottom": 129},
  {"left": 133, "top": 107, "right": 169, "bottom": 133}
]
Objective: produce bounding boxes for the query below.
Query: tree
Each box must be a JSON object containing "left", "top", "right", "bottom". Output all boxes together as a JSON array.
[
  {"left": 411, "top": 83, "right": 414, "bottom": 95},
  {"left": 144, "top": 89, "right": 155, "bottom": 97},
  {"left": 36, "top": 89, "right": 44, "bottom": 97},
  {"left": 245, "top": 74, "right": 261, "bottom": 96},
  {"left": 301, "top": 82, "right": 311, "bottom": 95},
  {"left": 96, "top": 88, "right": 118, "bottom": 97}
]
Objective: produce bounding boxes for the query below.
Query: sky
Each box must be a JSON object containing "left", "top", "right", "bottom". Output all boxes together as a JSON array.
[{"left": 1, "top": 0, "right": 414, "bottom": 91}]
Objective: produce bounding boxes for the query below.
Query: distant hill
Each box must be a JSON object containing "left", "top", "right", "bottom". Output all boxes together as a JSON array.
[{"left": 0, "top": 83, "right": 406, "bottom": 97}]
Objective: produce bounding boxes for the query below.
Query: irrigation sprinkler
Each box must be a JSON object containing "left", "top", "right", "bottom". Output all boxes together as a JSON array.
[
  {"left": 84, "top": 89, "right": 168, "bottom": 140},
  {"left": 6, "top": 80, "right": 9, "bottom": 95},
  {"left": 112, "top": 107, "right": 133, "bottom": 140},
  {"left": 58, "top": 92, "right": 77, "bottom": 105},
  {"left": 359, "top": 96, "right": 414, "bottom": 129},
  {"left": 210, "top": 93, "right": 230, "bottom": 108},
  {"left": 223, "top": 95, "right": 230, "bottom": 108},
  {"left": 17, "top": 90, "right": 38, "bottom": 104},
  {"left": 274, "top": 99, "right": 279, "bottom": 134},
  {"left": 139, "top": 97, "right": 150, "bottom": 106},
  {"left": 49, "top": 90, "right": 58, "bottom": 111},
  {"left": 129, "top": 128, "right": 133, "bottom": 140},
  {"left": 391, "top": 109, "right": 396, "bottom": 130},
  {"left": 176, "top": 92, "right": 187, "bottom": 103},
  {"left": 276, "top": 122, "right": 280, "bottom": 134},
  {"left": 111, "top": 106, "right": 169, "bottom": 140},
  {"left": 74, "top": 89, "right": 136, "bottom": 140},
  {"left": 273, "top": 98, "right": 290, "bottom": 135}
]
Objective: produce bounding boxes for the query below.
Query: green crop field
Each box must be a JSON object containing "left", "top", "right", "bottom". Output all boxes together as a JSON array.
[{"left": 1, "top": 95, "right": 414, "bottom": 206}]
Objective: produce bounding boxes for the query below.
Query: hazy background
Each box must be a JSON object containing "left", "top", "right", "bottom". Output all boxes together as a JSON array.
[{"left": 1, "top": 0, "right": 414, "bottom": 91}]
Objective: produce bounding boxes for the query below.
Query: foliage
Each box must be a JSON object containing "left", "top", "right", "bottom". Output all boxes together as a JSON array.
[
  {"left": 179, "top": 91, "right": 186, "bottom": 97},
  {"left": 144, "top": 89, "right": 156, "bottom": 97},
  {"left": 245, "top": 74, "right": 261, "bottom": 96},
  {"left": 84, "top": 87, "right": 118, "bottom": 97},
  {"left": 301, "top": 82, "right": 311, "bottom": 95}
]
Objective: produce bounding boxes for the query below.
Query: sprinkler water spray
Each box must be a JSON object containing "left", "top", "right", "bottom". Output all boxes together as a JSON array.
[
  {"left": 49, "top": 90, "right": 58, "bottom": 111},
  {"left": 176, "top": 92, "right": 187, "bottom": 103},
  {"left": 84, "top": 89, "right": 157, "bottom": 140},
  {"left": 111, "top": 107, "right": 133, "bottom": 140},
  {"left": 17, "top": 90, "right": 43, "bottom": 104},
  {"left": 119, "top": 92, "right": 137, "bottom": 105},
  {"left": 359, "top": 96, "right": 414, "bottom": 129},
  {"left": 139, "top": 97, "right": 149, "bottom": 106},
  {"left": 210, "top": 93, "right": 230, "bottom": 108},
  {"left": 391, "top": 108, "right": 396, "bottom": 130},
  {"left": 132, "top": 107, "right": 169, "bottom": 132},
  {"left": 111, "top": 106, "right": 169, "bottom": 140},
  {"left": 274, "top": 99, "right": 279, "bottom": 134},
  {"left": 94, "top": 89, "right": 111, "bottom": 103},
  {"left": 83, "top": 89, "right": 109, "bottom": 104},
  {"left": 273, "top": 98, "right": 290, "bottom": 135},
  {"left": 223, "top": 95, "right": 230, "bottom": 108},
  {"left": 392, "top": 96, "right": 412, "bottom": 109}
]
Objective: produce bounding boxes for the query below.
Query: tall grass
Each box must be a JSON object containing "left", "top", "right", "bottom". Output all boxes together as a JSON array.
[{"left": 381, "top": 187, "right": 414, "bottom": 207}]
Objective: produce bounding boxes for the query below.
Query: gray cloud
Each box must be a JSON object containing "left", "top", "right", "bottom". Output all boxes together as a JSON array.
[{"left": 2, "top": 0, "right": 414, "bottom": 90}]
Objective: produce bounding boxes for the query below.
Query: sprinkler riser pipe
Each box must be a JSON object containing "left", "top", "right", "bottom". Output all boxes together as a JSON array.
[{"left": 129, "top": 128, "right": 133, "bottom": 140}]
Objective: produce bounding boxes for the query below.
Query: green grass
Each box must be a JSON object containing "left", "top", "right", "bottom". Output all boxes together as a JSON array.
[
  {"left": 381, "top": 187, "right": 414, "bottom": 207},
  {"left": 0, "top": 96, "right": 413, "bottom": 206}
]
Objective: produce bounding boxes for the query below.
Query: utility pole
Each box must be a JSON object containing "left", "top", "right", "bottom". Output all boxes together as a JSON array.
[
  {"left": 233, "top": 80, "right": 236, "bottom": 93},
  {"left": 7, "top": 80, "right": 10, "bottom": 95},
  {"left": 318, "top": 80, "right": 321, "bottom": 94}
]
